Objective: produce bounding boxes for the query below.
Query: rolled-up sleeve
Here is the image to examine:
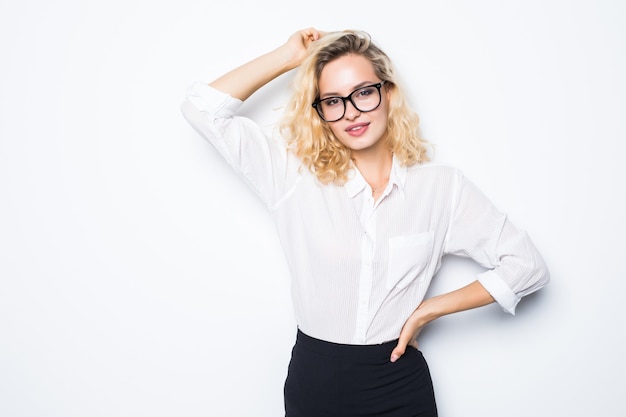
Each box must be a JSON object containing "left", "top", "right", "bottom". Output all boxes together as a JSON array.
[
  {"left": 443, "top": 172, "right": 550, "bottom": 314},
  {"left": 180, "top": 82, "right": 293, "bottom": 208}
]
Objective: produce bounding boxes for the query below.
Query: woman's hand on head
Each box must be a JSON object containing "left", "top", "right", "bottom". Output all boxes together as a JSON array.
[
  {"left": 283, "top": 28, "right": 326, "bottom": 69},
  {"left": 208, "top": 27, "right": 326, "bottom": 101}
]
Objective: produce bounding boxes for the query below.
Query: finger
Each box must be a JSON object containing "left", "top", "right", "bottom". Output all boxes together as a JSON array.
[
  {"left": 310, "top": 29, "right": 321, "bottom": 41},
  {"left": 301, "top": 27, "right": 317, "bottom": 38},
  {"left": 316, "top": 30, "right": 328, "bottom": 39},
  {"left": 390, "top": 342, "right": 406, "bottom": 363},
  {"left": 300, "top": 29, "right": 319, "bottom": 47},
  {"left": 306, "top": 28, "right": 328, "bottom": 43},
  {"left": 390, "top": 333, "right": 413, "bottom": 362}
]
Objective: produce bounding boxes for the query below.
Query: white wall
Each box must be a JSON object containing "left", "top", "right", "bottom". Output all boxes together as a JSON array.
[{"left": 1, "top": 0, "right": 624, "bottom": 416}]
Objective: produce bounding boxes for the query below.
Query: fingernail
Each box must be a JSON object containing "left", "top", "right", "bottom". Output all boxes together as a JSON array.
[{"left": 390, "top": 354, "right": 399, "bottom": 363}]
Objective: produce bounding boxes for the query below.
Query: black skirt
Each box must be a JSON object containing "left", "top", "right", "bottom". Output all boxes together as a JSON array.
[{"left": 284, "top": 330, "right": 438, "bottom": 417}]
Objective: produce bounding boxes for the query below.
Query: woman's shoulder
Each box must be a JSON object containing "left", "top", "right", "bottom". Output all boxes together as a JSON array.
[
  {"left": 402, "top": 161, "right": 470, "bottom": 202},
  {"left": 408, "top": 160, "right": 464, "bottom": 179}
]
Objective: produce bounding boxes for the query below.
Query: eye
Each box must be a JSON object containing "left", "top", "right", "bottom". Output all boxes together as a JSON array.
[
  {"left": 323, "top": 97, "right": 342, "bottom": 107},
  {"left": 356, "top": 86, "right": 375, "bottom": 97}
]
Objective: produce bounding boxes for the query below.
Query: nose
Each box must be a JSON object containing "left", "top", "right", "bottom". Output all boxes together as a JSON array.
[{"left": 343, "top": 98, "right": 361, "bottom": 120}]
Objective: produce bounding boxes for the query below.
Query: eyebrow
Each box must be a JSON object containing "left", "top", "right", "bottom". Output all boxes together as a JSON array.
[{"left": 319, "top": 81, "right": 378, "bottom": 99}]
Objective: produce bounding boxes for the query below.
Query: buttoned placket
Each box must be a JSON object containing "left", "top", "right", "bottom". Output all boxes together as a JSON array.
[{"left": 353, "top": 184, "right": 394, "bottom": 343}]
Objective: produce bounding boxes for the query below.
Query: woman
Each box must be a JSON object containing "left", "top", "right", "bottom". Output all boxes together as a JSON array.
[{"left": 181, "top": 28, "right": 549, "bottom": 417}]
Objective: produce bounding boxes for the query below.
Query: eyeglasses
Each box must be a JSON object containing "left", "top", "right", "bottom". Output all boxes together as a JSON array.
[{"left": 312, "top": 81, "right": 386, "bottom": 122}]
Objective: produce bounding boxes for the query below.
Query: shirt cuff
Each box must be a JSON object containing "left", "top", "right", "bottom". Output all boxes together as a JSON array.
[{"left": 477, "top": 270, "right": 521, "bottom": 315}]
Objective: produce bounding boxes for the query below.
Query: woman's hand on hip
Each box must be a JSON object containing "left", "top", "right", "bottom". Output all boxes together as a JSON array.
[
  {"left": 390, "top": 306, "right": 431, "bottom": 362},
  {"left": 390, "top": 281, "right": 495, "bottom": 362}
]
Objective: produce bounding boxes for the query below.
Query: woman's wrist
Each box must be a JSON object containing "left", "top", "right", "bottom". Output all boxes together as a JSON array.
[
  {"left": 416, "top": 296, "right": 445, "bottom": 325},
  {"left": 273, "top": 43, "right": 305, "bottom": 72}
]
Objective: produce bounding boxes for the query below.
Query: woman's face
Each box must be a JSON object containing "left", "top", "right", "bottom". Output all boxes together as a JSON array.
[{"left": 317, "top": 54, "right": 390, "bottom": 157}]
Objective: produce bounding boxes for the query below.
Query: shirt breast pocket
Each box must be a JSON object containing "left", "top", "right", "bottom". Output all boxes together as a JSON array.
[{"left": 386, "top": 232, "right": 434, "bottom": 290}]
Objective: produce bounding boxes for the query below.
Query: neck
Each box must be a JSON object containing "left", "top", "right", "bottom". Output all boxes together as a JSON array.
[{"left": 352, "top": 148, "right": 393, "bottom": 190}]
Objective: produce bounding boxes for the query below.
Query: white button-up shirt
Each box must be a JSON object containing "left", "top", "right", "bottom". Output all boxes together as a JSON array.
[{"left": 181, "top": 82, "right": 549, "bottom": 345}]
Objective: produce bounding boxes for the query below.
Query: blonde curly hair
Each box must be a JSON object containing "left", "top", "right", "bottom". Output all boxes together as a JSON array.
[{"left": 279, "top": 30, "right": 431, "bottom": 184}]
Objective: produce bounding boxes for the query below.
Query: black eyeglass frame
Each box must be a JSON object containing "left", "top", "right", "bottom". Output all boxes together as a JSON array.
[{"left": 311, "top": 81, "right": 386, "bottom": 122}]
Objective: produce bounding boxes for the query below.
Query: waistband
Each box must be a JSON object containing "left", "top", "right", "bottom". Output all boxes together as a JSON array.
[{"left": 295, "top": 329, "right": 399, "bottom": 360}]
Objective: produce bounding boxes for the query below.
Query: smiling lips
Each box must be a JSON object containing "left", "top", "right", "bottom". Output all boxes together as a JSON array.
[{"left": 345, "top": 122, "right": 370, "bottom": 136}]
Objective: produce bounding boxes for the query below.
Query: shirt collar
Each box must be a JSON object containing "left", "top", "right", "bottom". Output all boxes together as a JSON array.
[{"left": 344, "top": 154, "right": 407, "bottom": 199}]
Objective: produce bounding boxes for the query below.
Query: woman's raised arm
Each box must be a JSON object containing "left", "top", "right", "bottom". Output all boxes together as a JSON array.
[{"left": 209, "top": 28, "right": 325, "bottom": 101}]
